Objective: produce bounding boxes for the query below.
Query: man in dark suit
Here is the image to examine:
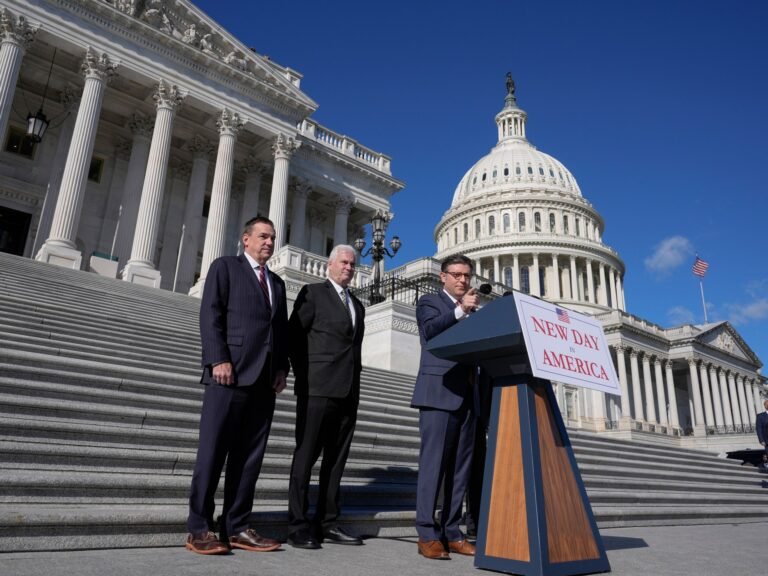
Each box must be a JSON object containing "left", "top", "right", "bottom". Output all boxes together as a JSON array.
[
  {"left": 286, "top": 245, "right": 365, "bottom": 549},
  {"left": 757, "top": 399, "right": 768, "bottom": 455},
  {"left": 412, "top": 254, "right": 479, "bottom": 560},
  {"left": 186, "top": 216, "right": 289, "bottom": 555}
]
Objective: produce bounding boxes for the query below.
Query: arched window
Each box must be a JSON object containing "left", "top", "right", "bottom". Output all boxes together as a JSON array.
[
  {"left": 463, "top": 222, "right": 469, "bottom": 241},
  {"left": 518, "top": 212, "right": 526, "bottom": 232},
  {"left": 534, "top": 212, "right": 542, "bottom": 232},
  {"left": 488, "top": 215, "right": 495, "bottom": 235},
  {"left": 504, "top": 167, "right": 509, "bottom": 176},
  {"left": 503, "top": 213, "right": 511, "bottom": 233},
  {"left": 503, "top": 266, "right": 513, "bottom": 287},
  {"left": 563, "top": 215, "right": 569, "bottom": 235},
  {"left": 492, "top": 169, "right": 497, "bottom": 179},
  {"left": 482, "top": 172, "right": 487, "bottom": 182},
  {"left": 539, "top": 267, "right": 547, "bottom": 296},
  {"left": 575, "top": 217, "right": 581, "bottom": 237},
  {"left": 549, "top": 213, "right": 556, "bottom": 233},
  {"left": 538, "top": 167, "right": 544, "bottom": 176},
  {"left": 516, "top": 166, "right": 521, "bottom": 175},
  {"left": 527, "top": 166, "right": 533, "bottom": 175},
  {"left": 475, "top": 219, "right": 481, "bottom": 238},
  {"left": 453, "top": 227, "right": 457, "bottom": 245},
  {"left": 520, "top": 266, "right": 530, "bottom": 294},
  {"left": 472, "top": 176, "right": 477, "bottom": 185}
]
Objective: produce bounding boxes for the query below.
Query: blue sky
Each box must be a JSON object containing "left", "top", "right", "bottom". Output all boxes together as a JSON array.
[{"left": 194, "top": 0, "right": 768, "bottom": 368}]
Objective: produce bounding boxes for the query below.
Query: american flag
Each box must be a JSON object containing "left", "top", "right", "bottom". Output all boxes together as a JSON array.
[
  {"left": 556, "top": 307, "right": 570, "bottom": 324},
  {"left": 692, "top": 256, "right": 709, "bottom": 278}
]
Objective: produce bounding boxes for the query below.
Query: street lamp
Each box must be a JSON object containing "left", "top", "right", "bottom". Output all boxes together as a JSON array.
[{"left": 354, "top": 211, "right": 401, "bottom": 304}]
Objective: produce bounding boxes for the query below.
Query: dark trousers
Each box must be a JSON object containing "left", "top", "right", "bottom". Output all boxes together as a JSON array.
[
  {"left": 415, "top": 398, "right": 475, "bottom": 542},
  {"left": 288, "top": 394, "right": 358, "bottom": 532},
  {"left": 465, "top": 421, "right": 487, "bottom": 535},
  {"left": 187, "top": 379, "right": 276, "bottom": 537}
]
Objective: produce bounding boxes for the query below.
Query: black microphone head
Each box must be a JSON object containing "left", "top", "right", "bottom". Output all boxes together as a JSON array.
[{"left": 478, "top": 283, "right": 492, "bottom": 295}]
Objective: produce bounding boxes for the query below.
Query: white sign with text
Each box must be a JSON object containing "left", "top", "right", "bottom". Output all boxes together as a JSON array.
[{"left": 513, "top": 293, "right": 621, "bottom": 395}]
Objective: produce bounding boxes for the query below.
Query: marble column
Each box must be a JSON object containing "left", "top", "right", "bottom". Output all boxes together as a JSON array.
[
  {"left": 531, "top": 253, "right": 540, "bottom": 296},
  {"left": 96, "top": 137, "right": 131, "bottom": 255},
  {"left": 512, "top": 254, "right": 520, "bottom": 290},
  {"left": 308, "top": 207, "right": 328, "bottom": 255},
  {"left": 726, "top": 370, "right": 742, "bottom": 428},
  {"left": 687, "top": 358, "right": 705, "bottom": 433},
  {"left": 190, "top": 109, "right": 242, "bottom": 297},
  {"left": 698, "top": 362, "right": 714, "bottom": 428},
  {"left": 111, "top": 114, "right": 154, "bottom": 268},
  {"left": 609, "top": 267, "right": 618, "bottom": 309},
  {"left": 123, "top": 81, "right": 184, "bottom": 287},
  {"left": 717, "top": 367, "right": 734, "bottom": 429},
  {"left": 653, "top": 359, "right": 668, "bottom": 424},
  {"left": 551, "top": 254, "right": 561, "bottom": 299},
  {"left": 570, "top": 255, "right": 578, "bottom": 301},
  {"left": 333, "top": 195, "right": 354, "bottom": 248},
  {"left": 734, "top": 374, "right": 750, "bottom": 429},
  {"left": 598, "top": 262, "right": 608, "bottom": 306},
  {"left": 158, "top": 162, "right": 190, "bottom": 289},
  {"left": 664, "top": 360, "right": 680, "bottom": 428},
  {"left": 706, "top": 363, "right": 724, "bottom": 427},
  {"left": 585, "top": 259, "right": 595, "bottom": 303},
  {"left": 37, "top": 48, "right": 116, "bottom": 269},
  {"left": 175, "top": 135, "right": 213, "bottom": 294},
  {"left": 0, "top": 8, "right": 36, "bottom": 142},
  {"left": 226, "top": 184, "right": 244, "bottom": 255},
  {"left": 641, "top": 353, "right": 657, "bottom": 423},
  {"left": 493, "top": 255, "right": 500, "bottom": 285},
  {"left": 239, "top": 157, "right": 266, "bottom": 222},
  {"left": 32, "top": 85, "right": 80, "bottom": 255},
  {"left": 629, "top": 351, "right": 644, "bottom": 421},
  {"left": 268, "top": 133, "right": 300, "bottom": 250},
  {"left": 615, "top": 345, "right": 631, "bottom": 420},
  {"left": 751, "top": 378, "right": 763, "bottom": 418},
  {"left": 617, "top": 275, "right": 625, "bottom": 310},
  {"left": 288, "top": 178, "right": 311, "bottom": 249}
]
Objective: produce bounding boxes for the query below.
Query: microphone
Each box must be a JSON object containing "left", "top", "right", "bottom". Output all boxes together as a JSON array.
[{"left": 478, "top": 283, "right": 492, "bottom": 295}]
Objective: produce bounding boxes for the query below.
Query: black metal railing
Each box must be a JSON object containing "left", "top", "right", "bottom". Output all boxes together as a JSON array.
[
  {"left": 706, "top": 424, "right": 756, "bottom": 436},
  {"left": 351, "top": 275, "right": 442, "bottom": 307}
]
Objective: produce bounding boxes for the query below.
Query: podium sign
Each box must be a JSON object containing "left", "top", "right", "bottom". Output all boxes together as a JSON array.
[{"left": 514, "top": 293, "right": 620, "bottom": 396}]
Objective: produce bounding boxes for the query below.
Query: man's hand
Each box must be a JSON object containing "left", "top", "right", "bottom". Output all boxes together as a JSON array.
[
  {"left": 461, "top": 287, "right": 479, "bottom": 314},
  {"left": 272, "top": 369, "right": 287, "bottom": 394},
  {"left": 212, "top": 362, "right": 234, "bottom": 386}
]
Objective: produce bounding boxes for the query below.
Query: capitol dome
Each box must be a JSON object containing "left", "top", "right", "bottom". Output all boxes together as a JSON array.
[{"left": 435, "top": 75, "right": 626, "bottom": 314}]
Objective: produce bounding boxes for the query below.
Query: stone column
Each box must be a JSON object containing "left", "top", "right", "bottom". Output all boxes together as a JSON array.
[
  {"left": 726, "top": 370, "right": 742, "bottom": 428},
  {"left": 512, "top": 254, "right": 520, "bottom": 290},
  {"left": 239, "top": 157, "right": 266, "bottom": 222},
  {"left": 0, "top": 8, "right": 36, "bottom": 141},
  {"left": 598, "top": 262, "right": 608, "bottom": 306},
  {"left": 698, "top": 362, "right": 714, "bottom": 428},
  {"left": 123, "top": 81, "right": 184, "bottom": 287},
  {"left": 308, "top": 207, "right": 328, "bottom": 255},
  {"left": 734, "top": 374, "right": 750, "bottom": 429},
  {"left": 615, "top": 345, "right": 631, "bottom": 422},
  {"left": 175, "top": 136, "right": 213, "bottom": 294},
  {"left": 629, "top": 351, "right": 644, "bottom": 421},
  {"left": 493, "top": 255, "right": 500, "bottom": 284},
  {"left": 570, "top": 255, "right": 578, "bottom": 301},
  {"left": 226, "top": 184, "right": 244, "bottom": 255},
  {"left": 112, "top": 114, "right": 155, "bottom": 268},
  {"left": 751, "top": 378, "right": 763, "bottom": 418},
  {"left": 717, "top": 367, "right": 734, "bottom": 429},
  {"left": 190, "top": 109, "right": 242, "bottom": 297},
  {"left": 37, "top": 48, "right": 116, "bottom": 269},
  {"left": 609, "top": 267, "right": 618, "bottom": 309},
  {"left": 288, "top": 178, "right": 311, "bottom": 249},
  {"left": 617, "top": 275, "right": 625, "bottom": 310},
  {"left": 96, "top": 137, "right": 131, "bottom": 255},
  {"left": 653, "top": 359, "right": 667, "bottom": 425},
  {"left": 268, "top": 133, "right": 300, "bottom": 250},
  {"left": 706, "top": 364, "right": 724, "bottom": 427},
  {"left": 157, "top": 162, "right": 190, "bottom": 289},
  {"left": 687, "top": 358, "right": 705, "bottom": 434},
  {"left": 551, "top": 254, "right": 560, "bottom": 299},
  {"left": 664, "top": 360, "right": 680, "bottom": 428},
  {"left": 585, "top": 259, "right": 595, "bottom": 303},
  {"left": 32, "top": 85, "right": 80, "bottom": 255},
  {"left": 333, "top": 195, "right": 354, "bottom": 248},
  {"left": 531, "top": 253, "right": 540, "bottom": 296},
  {"left": 641, "top": 353, "right": 657, "bottom": 423}
]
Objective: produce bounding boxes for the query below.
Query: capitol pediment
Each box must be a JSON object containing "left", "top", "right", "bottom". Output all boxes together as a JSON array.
[
  {"left": 99, "top": 0, "right": 316, "bottom": 113},
  {"left": 698, "top": 323, "right": 760, "bottom": 365}
]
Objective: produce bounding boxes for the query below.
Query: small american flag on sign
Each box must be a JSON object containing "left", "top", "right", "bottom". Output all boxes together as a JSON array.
[
  {"left": 556, "top": 307, "right": 570, "bottom": 324},
  {"left": 692, "top": 256, "right": 709, "bottom": 278}
]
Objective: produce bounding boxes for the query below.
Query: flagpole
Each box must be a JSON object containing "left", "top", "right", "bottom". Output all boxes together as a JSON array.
[{"left": 699, "top": 279, "right": 708, "bottom": 323}]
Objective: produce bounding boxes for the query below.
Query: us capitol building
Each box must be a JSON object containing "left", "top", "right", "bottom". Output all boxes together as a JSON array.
[{"left": 0, "top": 0, "right": 763, "bottom": 451}]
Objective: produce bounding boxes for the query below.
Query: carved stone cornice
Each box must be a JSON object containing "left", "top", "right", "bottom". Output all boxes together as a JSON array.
[
  {"left": 186, "top": 134, "right": 214, "bottom": 160},
  {"left": 0, "top": 7, "right": 37, "bottom": 48},
  {"left": 216, "top": 108, "right": 243, "bottom": 137},
  {"left": 240, "top": 155, "right": 269, "bottom": 178},
  {"left": 272, "top": 133, "right": 300, "bottom": 160},
  {"left": 153, "top": 79, "right": 185, "bottom": 111},
  {"left": 59, "top": 83, "right": 81, "bottom": 110},
  {"left": 291, "top": 177, "right": 312, "bottom": 198},
  {"left": 128, "top": 113, "right": 154, "bottom": 138},
  {"left": 172, "top": 160, "right": 192, "bottom": 181},
  {"left": 114, "top": 137, "right": 132, "bottom": 160},
  {"left": 81, "top": 47, "right": 117, "bottom": 83}
]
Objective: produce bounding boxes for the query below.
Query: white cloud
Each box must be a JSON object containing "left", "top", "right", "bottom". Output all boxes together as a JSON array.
[
  {"left": 667, "top": 305, "right": 695, "bottom": 325},
  {"left": 644, "top": 236, "right": 694, "bottom": 275},
  {"left": 725, "top": 298, "right": 768, "bottom": 325}
]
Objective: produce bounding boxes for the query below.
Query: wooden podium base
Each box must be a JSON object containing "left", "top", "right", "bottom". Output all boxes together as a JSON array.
[{"left": 475, "top": 377, "right": 610, "bottom": 576}]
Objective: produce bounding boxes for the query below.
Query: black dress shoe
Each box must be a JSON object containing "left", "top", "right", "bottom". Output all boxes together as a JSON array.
[
  {"left": 323, "top": 526, "right": 363, "bottom": 545},
  {"left": 287, "top": 529, "right": 321, "bottom": 549}
]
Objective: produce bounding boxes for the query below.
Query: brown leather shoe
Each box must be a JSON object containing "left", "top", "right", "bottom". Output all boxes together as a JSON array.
[
  {"left": 417, "top": 539, "right": 450, "bottom": 560},
  {"left": 447, "top": 539, "right": 476, "bottom": 556},
  {"left": 229, "top": 529, "right": 281, "bottom": 552},
  {"left": 186, "top": 531, "right": 230, "bottom": 555}
]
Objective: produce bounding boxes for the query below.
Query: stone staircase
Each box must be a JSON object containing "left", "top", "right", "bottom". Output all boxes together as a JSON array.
[{"left": 0, "top": 252, "right": 766, "bottom": 552}]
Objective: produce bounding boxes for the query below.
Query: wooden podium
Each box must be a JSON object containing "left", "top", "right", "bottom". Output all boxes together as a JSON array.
[{"left": 427, "top": 295, "right": 610, "bottom": 576}]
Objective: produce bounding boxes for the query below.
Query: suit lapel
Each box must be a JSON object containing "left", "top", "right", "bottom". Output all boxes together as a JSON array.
[
  {"left": 238, "top": 255, "right": 271, "bottom": 311},
  {"left": 325, "top": 280, "right": 354, "bottom": 334}
]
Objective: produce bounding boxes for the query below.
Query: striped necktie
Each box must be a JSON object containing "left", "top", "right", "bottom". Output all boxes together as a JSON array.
[
  {"left": 341, "top": 289, "right": 353, "bottom": 323},
  {"left": 257, "top": 265, "right": 271, "bottom": 308}
]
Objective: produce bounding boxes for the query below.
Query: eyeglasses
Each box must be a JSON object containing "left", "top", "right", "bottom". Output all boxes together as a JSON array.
[{"left": 444, "top": 271, "right": 472, "bottom": 280}]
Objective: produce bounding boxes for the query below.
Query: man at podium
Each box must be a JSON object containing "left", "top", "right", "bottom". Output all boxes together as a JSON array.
[{"left": 411, "top": 255, "right": 479, "bottom": 560}]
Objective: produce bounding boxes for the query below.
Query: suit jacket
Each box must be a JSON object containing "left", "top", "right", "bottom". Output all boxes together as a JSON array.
[
  {"left": 757, "top": 412, "right": 768, "bottom": 444},
  {"left": 289, "top": 280, "right": 365, "bottom": 398},
  {"left": 411, "top": 291, "right": 472, "bottom": 411},
  {"left": 199, "top": 255, "right": 289, "bottom": 387}
]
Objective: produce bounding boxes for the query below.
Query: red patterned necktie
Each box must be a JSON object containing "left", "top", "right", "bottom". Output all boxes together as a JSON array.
[{"left": 257, "top": 266, "right": 271, "bottom": 307}]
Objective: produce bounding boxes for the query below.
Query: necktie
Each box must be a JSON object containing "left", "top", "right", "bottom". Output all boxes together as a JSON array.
[
  {"left": 257, "top": 266, "right": 271, "bottom": 309},
  {"left": 341, "top": 289, "right": 353, "bottom": 323}
]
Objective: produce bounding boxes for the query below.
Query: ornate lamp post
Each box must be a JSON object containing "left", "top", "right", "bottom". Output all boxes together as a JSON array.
[{"left": 354, "top": 211, "right": 401, "bottom": 304}]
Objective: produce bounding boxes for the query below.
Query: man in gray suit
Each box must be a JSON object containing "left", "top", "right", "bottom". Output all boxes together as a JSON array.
[
  {"left": 186, "top": 216, "right": 289, "bottom": 555},
  {"left": 287, "top": 245, "right": 365, "bottom": 549},
  {"left": 757, "top": 398, "right": 768, "bottom": 455},
  {"left": 412, "top": 254, "right": 479, "bottom": 560}
]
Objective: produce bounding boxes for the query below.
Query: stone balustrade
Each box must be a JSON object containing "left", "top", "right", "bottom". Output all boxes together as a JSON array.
[
  {"left": 297, "top": 119, "right": 392, "bottom": 175},
  {"left": 268, "top": 245, "right": 372, "bottom": 288}
]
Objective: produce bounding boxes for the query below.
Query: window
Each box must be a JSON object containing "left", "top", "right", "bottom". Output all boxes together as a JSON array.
[
  {"left": 482, "top": 172, "right": 487, "bottom": 182},
  {"left": 472, "top": 175, "right": 477, "bottom": 185},
  {"left": 534, "top": 212, "right": 541, "bottom": 232},
  {"left": 4, "top": 126, "right": 36, "bottom": 158},
  {"left": 503, "top": 213, "right": 510, "bottom": 233},
  {"left": 504, "top": 167, "right": 509, "bottom": 176},
  {"left": 563, "top": 215, "right": 569, "bottom": 235},
  {"left": 549, "top": 213, "right": 556, "bottom": 233},
  {"left": 488, "top": 215, "right": 495, "bottom": 235},
  {"left": 492, "top": 169, "right": 497, "bottom": 179},
  {"left": 516, "top": 166, "right": 521, "bottom": 175},
  {"left": 527, "top": 166, "right": 533, "bottom": 175},
  {"left": 453, "top": 228, "right": 457, "bottom": 245},
  {"left": 538, "top": 167, "right": 544, "bottom": 176},
  {"left": 539, "top": 267, "right": 546, "bottom": 296},
  {"left": 474, "top": 219, "right": 481, "bottom": 238},
  {"left": 520, "top": 266, "right": 530, "bottom": 294},
  {"left": 503, "top": 266, "right": 513, "bottom": 287},
  {"left": 575, "top": 217, "right": 581, "bottom": 237},
  {"left": 88, "top": 157, "right": 104, "bottom": 183},
  {"left": 549, "top": 169, "right": 554, "bottom": 177},
  {"left": 463, "top": 222, "right": 469, "bottom": 241},
  {"left": 518, "top": 212, "right": 526, "bottom": 232}
]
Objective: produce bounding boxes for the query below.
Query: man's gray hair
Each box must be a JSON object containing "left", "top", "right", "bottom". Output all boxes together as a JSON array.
[{"left": 328, "top": 244, "right": 357, "bottom": 263}]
